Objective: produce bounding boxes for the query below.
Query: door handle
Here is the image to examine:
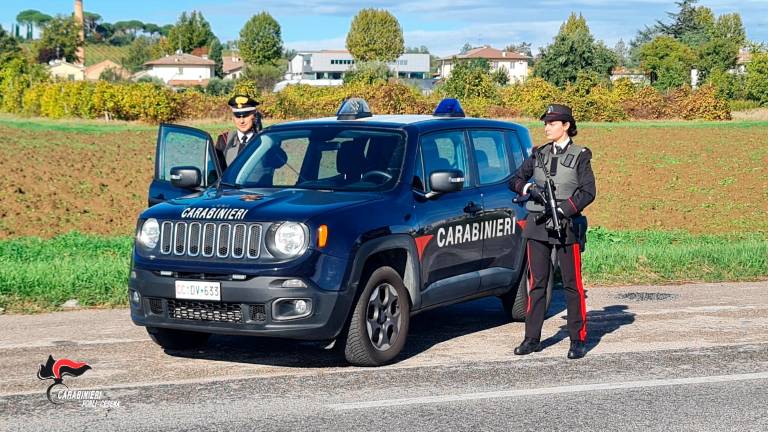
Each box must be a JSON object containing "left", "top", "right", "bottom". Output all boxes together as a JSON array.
[{"left": 464, "top": 201, "right": 483, "bottom": 214}]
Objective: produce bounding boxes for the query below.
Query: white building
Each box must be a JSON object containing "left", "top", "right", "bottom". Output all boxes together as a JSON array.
[
  {"left": 223, "top": 54, "right": 245, "bottom": 80},
  {"left": 48, "top": 60, "right": 85, "bottom": 81},
  {"left": 284, "top": 50, "right": 431, "bottom": 81},
  {"left": 143, "top": 52, "right": 215, "bottom": 87},
  {"left": 439, "top": 46, "right": 529, "bottom": 83}
]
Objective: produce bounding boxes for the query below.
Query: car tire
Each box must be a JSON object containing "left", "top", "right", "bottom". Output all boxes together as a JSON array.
[
  {"left": 146, "top": 327, "right": 210, "bottom": 350},
  {"left": 342, "top": 266, "right": 410, "bottom": 366},
  {"left": 501, "top": 261, "right": 553, "bottom": 322}
]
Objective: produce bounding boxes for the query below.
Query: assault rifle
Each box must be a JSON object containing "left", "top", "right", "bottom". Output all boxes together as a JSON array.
[{"left": 533, "top": 151, "right": 564, "bottom": 234}]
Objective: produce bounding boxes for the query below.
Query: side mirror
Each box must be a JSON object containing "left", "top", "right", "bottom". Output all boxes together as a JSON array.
[
  {"left": 170, "top": 166, "right": 202, "bottom": 189},
  {"left": 428, "top": 169, "right": 465, "bottom": 196}
]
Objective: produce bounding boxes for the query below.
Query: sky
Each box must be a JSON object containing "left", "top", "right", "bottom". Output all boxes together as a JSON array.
[{"left": 1, "top": 1, "right": 765, "bottom": 56}]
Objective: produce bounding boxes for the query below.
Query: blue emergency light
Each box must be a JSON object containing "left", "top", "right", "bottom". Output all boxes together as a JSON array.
[
  {"left": 433, "top": 98, "right": 465, "bottom": 118},
  {"left": 336, "top": 97, "right": 373, "bottom": 120}
]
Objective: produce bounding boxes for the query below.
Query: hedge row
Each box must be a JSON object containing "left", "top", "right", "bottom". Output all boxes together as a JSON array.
[{"left": 0, "top": 76, "right": 731, "bottom": 123}]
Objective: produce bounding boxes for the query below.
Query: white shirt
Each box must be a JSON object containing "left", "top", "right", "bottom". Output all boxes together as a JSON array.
[
  {"left": 553, "top": 137, "right": 571, "bottom": 154},
  {"left": 236, "top": 131, "right": 253, "bottom": 144}
]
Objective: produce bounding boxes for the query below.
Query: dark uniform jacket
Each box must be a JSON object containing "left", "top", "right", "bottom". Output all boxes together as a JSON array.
[
  {"left": 509, "top": 140, "right": 596, "bottom": 246},
  {"left": 214, "top": 129, "right": 258, "bottom": 169}
]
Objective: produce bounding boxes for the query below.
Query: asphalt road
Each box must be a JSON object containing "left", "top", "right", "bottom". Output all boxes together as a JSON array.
[{"left": 1, "top": 281, "right": 767, "bottom": 431}]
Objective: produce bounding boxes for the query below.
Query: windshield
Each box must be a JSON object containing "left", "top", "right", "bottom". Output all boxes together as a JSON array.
[{"left": 221, "top": 127, "right": 406, "bottom": 192}]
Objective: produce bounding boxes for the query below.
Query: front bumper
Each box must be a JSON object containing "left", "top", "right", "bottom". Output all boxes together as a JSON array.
[{"left": 129, "top": 268, "right": 354, "bottom": 340}]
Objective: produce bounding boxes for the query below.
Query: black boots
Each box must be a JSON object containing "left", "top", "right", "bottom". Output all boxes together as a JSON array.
[
  {"left": 513, "top": 338, "right": 542, "bottom": 355},
  {"left": 567, "top": 340, "right": 587, "bottom": 359}
]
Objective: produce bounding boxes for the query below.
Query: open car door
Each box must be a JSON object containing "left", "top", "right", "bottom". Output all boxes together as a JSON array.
[{"left": 148, "top": 124, "right": 222, "bottom": 207}]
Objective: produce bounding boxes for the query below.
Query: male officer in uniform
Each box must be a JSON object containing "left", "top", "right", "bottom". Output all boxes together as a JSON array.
[
  {"left": 215, "top": 94, "right": 263, "bottom": 169},
  {"left": 508, "top": 104, "right": 596, "bottom": 360}
]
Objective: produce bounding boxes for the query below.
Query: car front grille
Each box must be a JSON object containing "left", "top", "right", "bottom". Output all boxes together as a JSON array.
[
  {"left": 167, "top": 299, "right": 244, "bottom": 323},
  {"left": 159, "top": 221, "right": 262, "bottom": 260}
]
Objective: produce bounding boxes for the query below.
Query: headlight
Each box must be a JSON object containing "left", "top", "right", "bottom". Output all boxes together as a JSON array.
[
  {"left": 266, "top": 222, "right": 309, "bottom": 258},
  {"left": 137, "top": 218, "right": 160, "bottom": 249}
]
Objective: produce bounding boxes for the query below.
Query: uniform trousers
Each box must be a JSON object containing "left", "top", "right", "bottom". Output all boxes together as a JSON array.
[{"left": 525, "top": 238, "right": 587, "bottom": 342}]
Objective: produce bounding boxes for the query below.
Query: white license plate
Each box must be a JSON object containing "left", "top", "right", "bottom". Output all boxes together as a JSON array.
[{"left": 175, "top": 280, "right": 221, "bottom": 301}]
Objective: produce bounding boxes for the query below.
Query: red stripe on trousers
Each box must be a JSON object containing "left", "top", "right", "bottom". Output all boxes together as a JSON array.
[
  {"left": 573, "top": 244, "right": 587, "bottom": 341},
  {"left": 526, "top": 242, "right": 533, "bottom": 314}
]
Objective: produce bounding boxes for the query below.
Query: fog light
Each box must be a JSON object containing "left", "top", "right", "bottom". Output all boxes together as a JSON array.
[
  {"left": 295, "top": 300, "right": 308, "bottom": 314},
  {"left": 281, "top": 279, "right": 307, "bottom": 288},
  {"left": 130, "top": 290, "right": 141, "bottom": 305},
  {"left": 273, "top": 298, "right": 313, "bottom": 321},
  {"left": 130, "top": 270, "right": 137, "bottom": 279}
]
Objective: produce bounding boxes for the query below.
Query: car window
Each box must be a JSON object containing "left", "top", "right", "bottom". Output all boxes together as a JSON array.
[
  {"left": 226, "top": 128, "right": 406, "bottom": 192},
  {"left": 419, "top": 130, "right": 470, "bottom": 191},
  {"left": 506, "top": 131, "right": 526, "bottom": 170},
  {"left": 159, "top": 128, "right": 214, "bottom": 186},
  {"left": 470, "top": 130, "right": 511, "bottom": 184}
]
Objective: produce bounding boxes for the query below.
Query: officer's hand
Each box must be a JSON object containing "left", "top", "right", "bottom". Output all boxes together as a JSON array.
[{"left": 528, "top": 185, "right": 546, "bottom": 205}]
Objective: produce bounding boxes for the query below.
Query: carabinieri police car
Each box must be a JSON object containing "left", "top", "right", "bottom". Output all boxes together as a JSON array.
[{"left": 129, "top": 98, "right": 553, "bottom": 366}]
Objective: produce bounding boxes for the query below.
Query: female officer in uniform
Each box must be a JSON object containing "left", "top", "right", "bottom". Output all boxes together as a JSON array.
[{"left": 508, "top": 104, "right": 596, "bottom": 359}]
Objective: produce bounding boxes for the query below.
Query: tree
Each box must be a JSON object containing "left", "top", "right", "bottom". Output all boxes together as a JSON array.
[
  {"left": 745, "top": 51, "right": 768, "bottom": 105},
  {"left": 83, "top": 12, "right": 102, "bottom": 41},
  {"left": 16, "top": 9, "right": 52, "bottom": 40},
  {"left": 239, "top": 12, "right": 283, "bottom": 66},
  {"left": 440, "top": 59, "right": 498, "bottom": 99},
  {"left": 121, "top": 35, "right": 157, "bottom": 72},
  {"left": 490, "top": 67, "right": 509, "bottom": 86},
  {"left": 639, "top": 35, "right": 695, "bottom": 90},
  {"left": 613, "top": 39, "right": 629, "bottom": 67},
  {"left": 0, "top": 25, "right": 22, "bottom": 68},
  {"left": 142, "top": 23, "right": 162, "bottom": 36},
  {"left": 533, "top": 13, "right": 618, "bottom": 87},
  {"left": 346, "top": 9, "right": 404, "bottom": 62},
  {"left": 241, "top": 64, "right": 283, "bottom": 92},
  {"left": 343, "top": 61, "right": 391, "bottom": 84},
  {"left": 35, "top": 15, "right": 83, "bottom": 63},
  {"left": 209, "top": 37, "right": 224, "bottom": 77},
  {"left": 166, "top": 11, "right": 214, "bottom": 53},
  {"left": 505, "top": 42, "right": 533, "bottom": 66},
  {"left": 459, "top": 43, "right": 474, "bottom": 54}
]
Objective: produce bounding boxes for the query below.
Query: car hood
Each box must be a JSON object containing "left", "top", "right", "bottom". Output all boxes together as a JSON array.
[{"left": 141, "top": 188, "right": 383, "bottom": 222}]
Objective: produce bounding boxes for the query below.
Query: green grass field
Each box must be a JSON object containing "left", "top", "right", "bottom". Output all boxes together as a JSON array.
[{"left": 0, "top": 230, "right": 765, "bottom": 313}]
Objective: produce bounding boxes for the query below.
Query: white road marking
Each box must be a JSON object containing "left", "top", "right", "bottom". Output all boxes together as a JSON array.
[{"left": 328, "top": 372, "right": 768, "bottom": 410}]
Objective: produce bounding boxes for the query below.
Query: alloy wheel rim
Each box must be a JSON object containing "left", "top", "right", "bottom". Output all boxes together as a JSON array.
[{"left": 365, "top": 282, "right": 401, "bottom": 351}]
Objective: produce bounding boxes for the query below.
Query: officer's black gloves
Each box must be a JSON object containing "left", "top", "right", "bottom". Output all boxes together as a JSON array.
[{"left": 528, "top": 184, "right": 546, "bottom": 205}]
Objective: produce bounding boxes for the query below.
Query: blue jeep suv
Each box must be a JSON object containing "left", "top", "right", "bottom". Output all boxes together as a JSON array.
[{"left": 129, "top": 98, "right": 553, "bottom": 366}]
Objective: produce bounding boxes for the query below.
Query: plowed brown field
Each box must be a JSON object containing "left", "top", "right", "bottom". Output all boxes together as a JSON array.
[{"left": 1, "top": 119, "right": 766, "bottom": 238}]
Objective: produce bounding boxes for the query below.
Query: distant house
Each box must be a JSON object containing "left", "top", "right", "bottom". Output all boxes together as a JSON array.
[
  {"left": 143, "top": 52, "right": 215, "bottom": 87},
  {"left": 223, "top": 55, "right": 245, "bottom": 80},
  {"left": 610, "top": 67, "right": 649, "bottom": 84},
  {"left": 282, "top": 50, "right": 431, "bottom": 84},
  {"left": 84, "top": 60, "right": 130, "bottom": 81},
  {"left": 48, "top": 60, "right": 85, "bottom": 81},
  {"left": 734, "top": 48, "right": 751, "bottom": 75},
  {"left": 439, "top": 46, "right": 530, "bottom": 83}
]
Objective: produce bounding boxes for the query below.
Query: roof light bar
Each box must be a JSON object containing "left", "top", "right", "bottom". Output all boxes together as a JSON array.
[
  {"left": 336, "top": 97, "right": 373, "bottom": 120},
  {"left": 433, "top": 98, "right": 465, "bottom": 118}
]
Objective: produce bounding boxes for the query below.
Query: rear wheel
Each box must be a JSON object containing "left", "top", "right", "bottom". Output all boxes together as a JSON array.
[
  {"left": 146, "top": 327, "right": 210, "bottom": 350},
  {"left": 501, "top": 261, "right": 553, "bottom": 322},
  {"left": 342, "top": 266, "right": 410, "bottom": 366}
]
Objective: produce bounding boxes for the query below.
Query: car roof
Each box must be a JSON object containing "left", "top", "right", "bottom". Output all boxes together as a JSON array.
[{"left": 265, "top": 115, "right": 527, "bottom": 134}]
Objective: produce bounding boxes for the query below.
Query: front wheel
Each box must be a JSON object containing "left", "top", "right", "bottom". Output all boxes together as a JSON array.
[
  {"left": 146, "top": 327, "right": 210, "bottom": 350},
  {"left": 501, "top": 261, "right": 553, "bottom": 322},
  {"left": 342, "top": 266, "right": 410, "bottom": 366}
]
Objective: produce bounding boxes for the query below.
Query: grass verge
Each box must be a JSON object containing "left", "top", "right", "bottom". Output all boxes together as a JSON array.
[{"left": 0, "top": 229, "right": 765, "bottom": 313}]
